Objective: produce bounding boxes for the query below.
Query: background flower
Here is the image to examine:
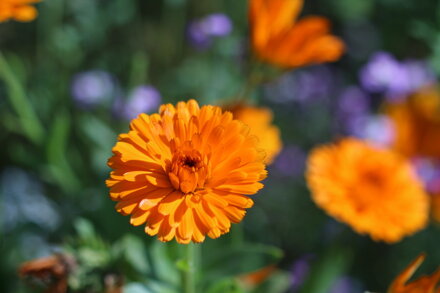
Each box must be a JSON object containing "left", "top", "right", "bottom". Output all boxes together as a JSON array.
[
  {"left": 0, "top": 0, "right": 40, "bottom": 22},
  {"left": 249, "top": 0, "right": 345, "bottom": 68},
  {"left": 306, "top": 138, "right": 429, "bottom": 243}
]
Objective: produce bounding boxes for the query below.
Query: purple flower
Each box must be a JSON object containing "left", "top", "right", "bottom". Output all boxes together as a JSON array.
[
  {"left": 273, "top": 146, "right": 306, "bottom": 177},
  {"left": 290, "top": 255, "right": 314, "bottom": 292},
  {"left": 118, "top": 85, "right": 162, "bottom": 120},
  {"left": 329, "top": 277, "right": 363, "bottom": 293},
  {"left": 348, "top": 114, "right": 395, "bottom": 147},
  {"left": 71, "top": 70, "right": 118, "bottom": 108},
  {"left": 412, "top": 158, "right": 440, "bottom": 194},
  {"left": 359, "top": 52, "right": 434, "bottom": 101},
  {"left": 187, "top": 13, "right": 232, "bottom": 49},
  {"left": 338, "top": 86, "right": 370, "bottom": 117},
  {"left": 336, "top": 86, "right": 371, "bottom": 135},
  {"left": 265, "top": 66, "right": 337, "bottom": 103}
]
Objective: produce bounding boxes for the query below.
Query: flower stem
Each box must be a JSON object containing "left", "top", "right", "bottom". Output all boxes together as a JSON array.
[
  {"left": 183, "top": 243, "right": 197, "bottom": 293},
  {"left": 0, "top": 52, "right": 45, "bottom": 145}
]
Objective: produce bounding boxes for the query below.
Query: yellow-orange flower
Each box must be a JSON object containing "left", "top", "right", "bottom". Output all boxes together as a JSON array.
[
  {"left": 0, "top": 0, "right": 40, "bottom": 22},
  {"left": 388, "top": 254, "right": 440, "bottom": 293},
  {"left": 385, "top": 86, "right": 440, "bottom": 160},
  {"left": 229, "top": 105, "right": 282, "bottom": 164},
  {"left": 306, "top": 138, "right": 429, "bottom": 243},
  {"left": 107, "top": 100, "right": 267, "bottom": 244},
  {"left": 432, "top": 193, "right": 440, "bottom": 223},
  {"left": 249, "top": 0, "right": 345, "bottom": 68}
]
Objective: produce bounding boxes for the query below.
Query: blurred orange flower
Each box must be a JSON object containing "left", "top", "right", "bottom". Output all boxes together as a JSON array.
[
  {"left": 229, "top": 105, "right": 282, "bottom": 164},
  {"left": 388, "top": 253, "right": 440, "bottom": 293},
  {"left": 0, "top": 0, "right": 41, "bottom": 22},
  {"left": 239, "top": 265, "right": 276, "bottom": 287},
  {"left": 306, "top": 138, "right": 429, "bottom": 243},
  {"left": 432, "top": 193, "right": 440, "bottom": 223},
  {"left": 107, "top": 100, "right": 267, "bottom": 244},
  {"left": 249, "top": 0, "right": 345, "bottom": 68},
  {"left": 19, "top": 255, "right": 69, "bottom": 293},
  {"left": 385, "top": 86, "right": 440, "bottom": 160}
]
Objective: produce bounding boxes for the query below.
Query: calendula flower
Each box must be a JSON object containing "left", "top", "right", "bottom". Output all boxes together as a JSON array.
[
  {"left": 19, "top": 254, "right": 70, "bottom": 293},
  {"left": 239, "top": 265, "right": 276, "bottom": 287},
  {"left": 306, "top": 138, "right": 429, "bottom": 243},
  {"left": 107, "top": 100, "right": 267, "bottom": 244},
  {"left": 385, "top": 86, "right": 440, "bottom": 160},
  {"left": 0, "top": 0, "right": 41, "bottom": 22},
  {"left": 229, "top": 105, "right": 282, "bottom": 164},
  {"left": 432, "top": 193, "right": 440, "bottom": 223},
  {"left": 249, "top": 0, "right": 345, "bottom": 68},
  {"left": 388, "top": 254, "right": 440, "bottom": 293}
]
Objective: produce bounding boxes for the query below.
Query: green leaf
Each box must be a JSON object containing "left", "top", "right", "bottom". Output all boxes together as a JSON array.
[
  {"left": 299, "top": 246, "right": 352, "bottom": 293},
  {"left": 73, "top": 218, "right": 96, "bottom": 240},
  {"left": 206, "top": 278, "right": 245, "bottom": 293},
  {"left": 202, "top": 243, "right": 283, "bottom": 285},
  {"left": 122, "top": 234, "right": 151, "bottom": 274},
  {"left": 250, "top": 270, "right": 291, "bottom": 293},
  {"left": 149, "top": 241, "right": 180, "bottom": 286}
]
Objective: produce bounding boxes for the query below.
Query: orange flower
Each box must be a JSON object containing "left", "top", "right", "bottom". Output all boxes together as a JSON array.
[
  {"left": 432, "top": 193, "right": 440, "bottom": 223},
  {"left": 0, "top": 0, "right": 41, "bottom": 22},
  {"left": 19, "top": 255, "right": 69, "bottom": 293},
  {"left": 388, "top": 254, "right": 440, "bottom": 293},
  {"left": 306, "top": 138, "right": 429, "bottom": 243},
  {"left": 249, "top": 0, "right": 345, "bottom": 68},
  {"left": 239, "top": 265, "right": 276, "bottom": 287},
  {"left": 229, "top": 105, "right": 282, "bottom": 164},
  {"left": 385, "top": 86, "right": 440, "bottom": 160},
  {"left": 107, "top": 100, "right": 267, "bottom": 244}
]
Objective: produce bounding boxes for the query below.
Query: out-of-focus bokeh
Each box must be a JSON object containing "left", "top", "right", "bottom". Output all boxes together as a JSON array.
[{"left": 1, "top": 0, "right": 440, "bottom": 292}]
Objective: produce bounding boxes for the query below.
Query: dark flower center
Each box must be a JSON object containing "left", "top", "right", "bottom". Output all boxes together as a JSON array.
[{"left": 182, "top": 156, "right": 199, "bottom": 168}]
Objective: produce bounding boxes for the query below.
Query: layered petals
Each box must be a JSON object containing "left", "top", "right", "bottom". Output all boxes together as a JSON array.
[
  {"left": 306, "top": 138, "right": 429, "bottom": 243},
  {"left": 0, "top": 0, "right": 40, "bottom": 22},
  {"left": 249, "top": 0, "right": 344, "bottom": 68},
  {"left": 388, "top": 254, "right": 440, "bottom": 293},
  {"left": 229, "top": 104, "right": 282, "bottom": 164},
  {"left": 107, "top": 100, "right": 267, "bottom": 244}
]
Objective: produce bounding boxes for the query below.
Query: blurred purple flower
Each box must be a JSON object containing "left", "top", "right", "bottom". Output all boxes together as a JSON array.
[
  {"left": 119, "top": 85, "right": 161, "bottom": 120},
  {"left": 273, "top": 145, "right": 306, "bottom": 177},
  {"left": 329, "top": 277, "right": 363, "bottom": 293},
  {"left": 348, "top": 114, "right": 395, "bottom": 147},
  {"left": 290, "top": 255, "right": 314, "bottom": 292},
  {"left": 412, "top": 158, "right": 440, "bottom": 194},
  {"left": 187, "top": 13, "right": 232, "bottom": 49},
  {"left": 338, "top": 86, "right": 370, "bottom": 116},
  {"left": 359, "top": 52, "right": 434, "bottom": 101},
  {"left": 336, "top": 86, "right": 371, "bottom": 135},
  {"left": 71, "top": 70, "right": 118, "bottom": 108},
  {"left": 265, "top": 66, "right": 337, "bottom": 103}
]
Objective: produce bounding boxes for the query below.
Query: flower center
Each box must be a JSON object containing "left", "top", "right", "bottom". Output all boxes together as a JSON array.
[
  {"left": 181, "top": 156, "right": 201, "bottom": 169},
  {"left": 168, "top": 148, "right": 209, "bottom": 194}
]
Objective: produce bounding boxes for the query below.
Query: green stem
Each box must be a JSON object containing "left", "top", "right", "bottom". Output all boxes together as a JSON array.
[
  {"left": 183, "top": 243, "right": 197, "bottom": 293},
  {"left": 0, "top": 52, "right": 45, "bottom": 145}
]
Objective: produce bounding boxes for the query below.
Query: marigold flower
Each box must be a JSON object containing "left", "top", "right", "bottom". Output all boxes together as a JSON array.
[
  {"left": 239, "top": 265, "right": 277, "bottom": 287},
  {"left": 19, "top": 254, "right": 70, "bottom": 293},
  {"left": 432, "top": 193, "right": 440, "bottom": 223},
  {"left": 229, "top": 105, "right": 282, "bottom": 164},
  {"left": 107, "top": 100, "right": 267, "bottom": 244},
  {"left": 249, "top": 0, "right": 345, "bottom": 68},
  {"left": 385, "top": 86, "right": 440, "bottom": 160},
  {"left": 0, "top": 0, "right": 40, "bottom": 22},
  {"left": 388, "top": 253, "right": 440, "bottom": 293},
  {"left": 306, "top": 138, "right": 429, "bottom": 243}
]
